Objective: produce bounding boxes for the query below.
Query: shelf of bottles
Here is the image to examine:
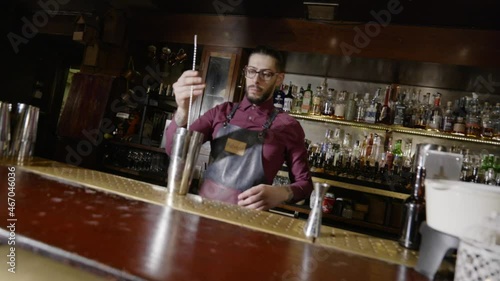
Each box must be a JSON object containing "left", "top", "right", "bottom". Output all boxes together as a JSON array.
[{"left": 274, "top": 82, "right": 500, "bottom": 146}]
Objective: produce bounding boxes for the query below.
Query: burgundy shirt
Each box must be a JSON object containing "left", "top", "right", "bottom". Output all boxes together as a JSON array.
[{"left": 165, "top": 96, "right": 313, "bottom": 203}]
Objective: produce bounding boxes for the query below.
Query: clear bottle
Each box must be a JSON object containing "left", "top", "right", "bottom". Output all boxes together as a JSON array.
[
  {"left": 301, "top": 83, "right": 313, "bottom": 114},
  {"left": 373, "top": 88, "right": 382, "bottom": 123},
  {"left": 414, "top": 91, "right": 429, "bottom": 129},
  {"left": 460, "top": 148, "right": 471, "bottom": 181},
  {"left": 403, "top": 91, "right": 416, "bottom": 127},
  {"left": 283, "top": 81, "right": 294, "bottom": 113},
  {"left": 355, "top": 93, "right": 370, "bottom": 122},
  {"left": 399, "top": 166, "right": 426, "bottom": 249},
  {"left": 441, "top": 101, "right": 454, "bottom": 133},
  {"left": 393, "top": 91, "right": 407, "bottom": 126},
  {"left": 333, "top": 91, "right": 346, "bottom": 119},
  {"left": 364, "top": 98, "right": 377, "bottom": 124},
  {"left": 322, "top": 88, "right": 335, "bottom": 116},
  {"left": 292, "top": 87, "right": 304, "bottom": 114},
  {"left": 344, "top": 92, "right": 357, "bottom": 121},
  {"left": 312, "top": 86, "right": 323, "bottom": 115},
  {"left": 426, "top": 93, "right": 443, "bottom": 131},
  {"left": 481, "top": 102, "right": 494, "bottom": 139},
  {"left": 493, "top": 103, "right": 500, "bottom": 141}
]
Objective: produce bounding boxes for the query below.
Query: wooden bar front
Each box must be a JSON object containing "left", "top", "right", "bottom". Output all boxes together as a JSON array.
[{"left": 0, "top": 163, "right": 429, "bottom": 280}]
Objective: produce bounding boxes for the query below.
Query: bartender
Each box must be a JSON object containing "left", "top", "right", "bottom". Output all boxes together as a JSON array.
[{"left": 165, "top": 46, "right": 312, "bottom": 210}]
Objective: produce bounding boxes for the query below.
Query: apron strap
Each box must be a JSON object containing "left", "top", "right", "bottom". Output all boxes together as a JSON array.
[
  {"left": 223, "top": 103, "right": 240, "bottom": 127},
  {"left": 259, "top": 108, "right": 281, "bottom": 139},
  {"left": 262, "top": 108, "right": 280, "bottom": 130}
]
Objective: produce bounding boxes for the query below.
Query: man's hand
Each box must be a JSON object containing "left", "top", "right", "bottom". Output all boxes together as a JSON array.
[
  {"left": 237, "top": 185, "right": 293, "bottom": 211},
  {"left": 172, "top": 70, "right": 206, "bottom": 126}
]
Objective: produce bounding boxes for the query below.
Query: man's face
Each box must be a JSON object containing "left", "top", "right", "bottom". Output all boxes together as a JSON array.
[{"left": 245, "top": 54, "right": 284, "bottom": 105}]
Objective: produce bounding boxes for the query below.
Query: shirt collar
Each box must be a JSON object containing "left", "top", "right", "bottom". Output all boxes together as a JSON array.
[{"left": 240, "top": 95, "right": 275, "bottom": 114}]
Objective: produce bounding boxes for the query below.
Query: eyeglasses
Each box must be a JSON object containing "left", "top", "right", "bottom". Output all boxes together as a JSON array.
[{"left": 243, "top": 66, "right": 278, "bottom": 81}]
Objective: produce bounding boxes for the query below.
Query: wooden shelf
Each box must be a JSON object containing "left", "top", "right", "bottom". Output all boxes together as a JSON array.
[
  {"left": 107, "top": 140, "right": 166, "bottom": 153},
  {"left": 276, "top": 170, "right": 409, "bottom": 200},
  {"left": 277, "top": 204, "right": 401, "bottom": 235},
  {"left": 290, "top": 113, "right": 500, "bottom": 146}
]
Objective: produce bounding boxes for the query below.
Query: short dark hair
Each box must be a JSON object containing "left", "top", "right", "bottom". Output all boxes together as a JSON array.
[{"left": 249, "top": 45, "right": 285, "bottom": 72}]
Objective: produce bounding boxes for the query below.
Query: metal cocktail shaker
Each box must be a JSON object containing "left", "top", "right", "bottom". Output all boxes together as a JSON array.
[{"left": 167, "top": 127, "right": 204, "bottom": 196}]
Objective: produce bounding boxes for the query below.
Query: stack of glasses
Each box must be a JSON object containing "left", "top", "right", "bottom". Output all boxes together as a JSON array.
[{"left": 0, "top": 101, "right": 40, "bottom": 162}]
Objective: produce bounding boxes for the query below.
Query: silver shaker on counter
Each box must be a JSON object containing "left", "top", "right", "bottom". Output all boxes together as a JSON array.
[{"left": 167, "top": 127, "right": 204, "bottom": 196}]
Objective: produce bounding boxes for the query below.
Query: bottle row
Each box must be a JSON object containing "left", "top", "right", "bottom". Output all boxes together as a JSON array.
[
  {"left": 273, "top": 82, "right": 500, "bottom": 140},
  {"left": 305, "top": 128, "right": 500, "bottom": 190},
  {"left": 305, "top": 128, "right": 413, "bottom": 192}
]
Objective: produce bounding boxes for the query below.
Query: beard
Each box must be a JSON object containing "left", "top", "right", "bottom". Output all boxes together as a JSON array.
[{"left": 245, "top": 84, "right": 274, "bottom": 105}]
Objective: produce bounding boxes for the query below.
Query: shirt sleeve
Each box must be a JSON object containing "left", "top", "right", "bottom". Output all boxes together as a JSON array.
[
  {"left": 284, "top": 120, "right": 313, "bottom": 203},
  {"left": 164, "top": 103, "right": 230, "bottom": 156}
]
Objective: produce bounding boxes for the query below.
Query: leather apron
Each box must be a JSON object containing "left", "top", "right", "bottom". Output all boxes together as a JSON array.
[{"left": 198, "top": 104, "right": 280, "bottom": 204}]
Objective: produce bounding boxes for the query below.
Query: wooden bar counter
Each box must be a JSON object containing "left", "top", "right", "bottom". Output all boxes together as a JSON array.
[{"left": 0, "top": 158, "right": 429, "bottom": 281}]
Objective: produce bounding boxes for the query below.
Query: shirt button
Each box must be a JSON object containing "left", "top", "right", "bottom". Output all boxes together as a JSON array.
[{"left": 248, "top": 116, "right": 252, "bottom": 120}]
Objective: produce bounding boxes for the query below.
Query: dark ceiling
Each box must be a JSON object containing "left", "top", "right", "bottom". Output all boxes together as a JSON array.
[{"left": 8, "top": 0, "right": 500, "bottom": 30}]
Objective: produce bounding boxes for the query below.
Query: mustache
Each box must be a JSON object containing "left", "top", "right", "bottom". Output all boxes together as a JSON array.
[{"left": 247, "top": 84, "right": 263, "bottom": 91}]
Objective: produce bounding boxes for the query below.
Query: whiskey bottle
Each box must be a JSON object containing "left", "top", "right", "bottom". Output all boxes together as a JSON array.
[
  {"left": 399, "top": 166, "right": 426, "bottom": 249},
  {"left": 301, "top": 84, "right": 313, "bottom": 114}
]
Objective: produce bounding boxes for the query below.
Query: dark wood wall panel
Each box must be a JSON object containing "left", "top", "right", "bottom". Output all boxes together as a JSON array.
[{"left": 128, "top": 13, "right": 500, "bottom": 68}]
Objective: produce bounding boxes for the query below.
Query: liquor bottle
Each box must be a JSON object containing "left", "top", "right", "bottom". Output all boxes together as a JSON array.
[
  {"left": 333, "top": 91, "right": 346, "bottom": 119},
  {"left": 301, "top": 84, "right": 313, "bottom": 114},
  {"left": 426, "top": 93, "right": 443, "bottom": 131},
  {"left": 312, "top": 86, "right": 323, "bottom": 115},
  {"left": 273, "top": 84, "right": 285, "bottom": 109},
  {"left": 373, "top": 88, "right": 382, "bottom": 123},
  {"left": 292, "top": 87, "right": 304, "bottom": 114},
  {"left": 413, "top": 91, "right": 429, "bottom": 129},
  {"left": 480, "top": 102, "right": 494, "bottom": 139},
  {"left": 441, "top": 101, "right": 454, "bottom": 133},
  {"left": 492, "top": 103, "right": 500, "bottom": 141},
  {"left": 385, "top": 138, "right": 394, "bottom": 173},
  {"left": 452, "top": 116, "right": 466, "bottom": 136},
  {"left": 364, "top": 98, "right": 378, "bottom": 124},
  {"left": 393, "top": 91, "right": 407, "bottom": 126},
  {"left": 466, "top": 105, "right": 481, "bottom": 137},
  {"left": 379, "top": 85, "right": 392, "bottom": 124},
  {"left": 460, "top": 148, "right": 472, "bottom": 181},
  {"left": 344, "top": 92, "right": 357, "bottom": 121},
  {"left": 399, "top": 166, "right": 426, "bottom": 249},
  {"left": 355, "top": 93, "right": 370, "bottom": 122},
  {"left": 403, "top": 91, "right": 416, "bottom": 128},
  {"left": 392, "top": 139, "right": 404, "bottom": 176},
  {"left": 322, "top": 88, "right": 335, "bottom": 116},
  {"left": 283, "top": 82, "right": 294, "bottom": 113}
]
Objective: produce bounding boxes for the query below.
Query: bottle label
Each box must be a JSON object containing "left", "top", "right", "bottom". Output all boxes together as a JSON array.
[
  {"left": 312, "top": 96, "right": 321, "bottom": 106},
  {"left": 365, "top": 109, "right": 376, "bottom": 123}
]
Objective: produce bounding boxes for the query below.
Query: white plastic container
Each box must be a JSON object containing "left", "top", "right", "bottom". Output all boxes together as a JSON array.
[{"left": 425, "top": 179, "right": 500, "bottom": 238}]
